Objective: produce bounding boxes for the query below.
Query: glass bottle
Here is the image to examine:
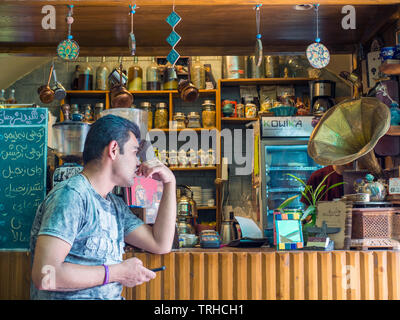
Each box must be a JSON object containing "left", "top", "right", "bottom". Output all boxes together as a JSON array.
[
  {"left": 154, "top": 102, "right": 169, "bottom": 129},
  {"left": 128, "top": 56, "right": 143, "bottom": 91},
  {"left": 0, "top": 89, "right": 6, "bottom": 105},
  {"left": 95, "top": 57, "right": 109, "bottom": 90},
  {"left": 6, "top": 89, "right": 16, "bottom": 104},
  {"left": 78, "top": 57, "right": 93, "bottom": 90},
  {"left": 190, "top": 56, "right": 205, "bottom": 89},
  {"left": 163, "top": 63, "right": 178, "bottom": 90},
  {"left": 146, "top": 57, "right": 161, "bottom": 90},
  {"left": 71, "top": 65, "right": 81, "bottom": 90}
]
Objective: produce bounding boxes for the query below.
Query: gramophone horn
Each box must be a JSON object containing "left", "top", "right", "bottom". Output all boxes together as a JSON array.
[{"left": 308, "top": 97, "right": 390, "bottom": 177}]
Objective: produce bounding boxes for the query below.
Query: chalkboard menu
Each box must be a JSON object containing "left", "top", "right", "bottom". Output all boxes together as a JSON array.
[{"left": 0, "top": 108, "right": 48, "bottom": 250}]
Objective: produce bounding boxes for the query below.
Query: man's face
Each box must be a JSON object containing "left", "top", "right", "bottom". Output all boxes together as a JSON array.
[{"left": 112, "top": 131, "right": 140, "bottom": 187}]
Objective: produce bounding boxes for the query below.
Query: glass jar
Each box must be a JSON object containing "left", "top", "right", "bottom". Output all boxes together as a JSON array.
[
  {"left": 159, "top": 150, "right": 169, "bottom": 166},
  {"left": 187, "top": 112, "right": 201, "bottom": 128},
  {"left": 146, "top": 57, "right": 161, "bottom": 90},
  {"left": 201, "top": 100, "right": 216, "bottom": 128},
  {"left": 78, "top": 57, "right": 93, "bottom": 90},
  {"left": 169, "top": 150, "right": 178, "bottom": 167},
  {"left": 128, "top": 56, "right": 143, "bottom": 91},
  {"left": 178, "top": 149, "right": 189, "bottom": 167},
  {"left": 236, "top": 103, "right": 245, "bottom": 117},
  {"left": 139, "top": 101, "right": 153, "bottom": 129},
  {"left": 154, "top": 102, "right": 169, "bottom": 129},
  {"left": 94, "top": 103, "right": 104, "bottom": 121},
  {"left": 83, "top": 104, "right": 93, "bottom": 122},
  {"left": 190, "top": 56, "right": 205, "bottom": 89},
  {"left": 95, "top": 56, "right": 109, "bottom": 90},
  {"left": 163, "top": 63, "right": 178, "bottom": 90},
  {"left": 188, "top": 148, "right": 198, "bottom": 167},
  {"left": 245, "top": 103, "right": 257, "bottom": 118},
  {"left": 173, "top": 112, "right": 186, "bottom": 129}
]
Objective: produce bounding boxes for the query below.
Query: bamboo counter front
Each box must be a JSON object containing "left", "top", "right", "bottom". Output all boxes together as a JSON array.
[{"left": 1, "top": 248, "right": 400, "bottom": 300}]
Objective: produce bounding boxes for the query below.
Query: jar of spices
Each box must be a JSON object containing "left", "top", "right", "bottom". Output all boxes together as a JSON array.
[
  {"left": 236, "top": 103, "right": 245, "bottom": 118},
  {"left": 178, "top": 149, "right": 189, "bottom": 167},
  {"left": 188, "top": 148, "right": 198, "bottom": 167},
  {"left": 187, "top": 112, "right": 201, "bottom": 128},
  {"left": 173, "top": 112, "right": 186, "bottom": 129},
  {"left": 163, "top": 63, "right": 178, "bottom": 90},
  {"left": 245, "top": 103, "right": 257, "bottom": 118},
  {"left": 154, "top": 102, "right": 169, "bottom": 129},
  {"left": 139, "top": 101, "right": 153, "bottom": 129},
  {"left": 159, "top": 150, "right": 169, "bottom": 166},
  {"left": 94, "top": 103, "right": 104, "bottom": 121},
  {"left": 201, "top": 100, "right": 216, "bottom": 128},
  {"left": 198, "top": 149, "right": 208, "bottom": 167},
  {"left": 169, "top": 150, "right": 178, "bottom": 167},
  {"left": 83, "top": 104, "right": 93, "bottom": 122},
  {"left": 207, "top": 148, "right": 216, "bottom": 166}
]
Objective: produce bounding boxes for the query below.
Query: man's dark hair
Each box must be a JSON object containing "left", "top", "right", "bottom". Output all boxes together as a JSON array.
[{"left": 83, "top": 114, "right": 141, "bottom": 165}]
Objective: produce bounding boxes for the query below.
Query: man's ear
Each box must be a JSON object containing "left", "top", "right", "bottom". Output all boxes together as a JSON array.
[{"left": 107, "top": 140, "right": 119, "bottom": 160}]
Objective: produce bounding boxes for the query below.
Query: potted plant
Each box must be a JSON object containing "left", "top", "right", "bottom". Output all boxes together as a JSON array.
[{"left": 277, "top": 171, "right": 345, "bottom": 235}]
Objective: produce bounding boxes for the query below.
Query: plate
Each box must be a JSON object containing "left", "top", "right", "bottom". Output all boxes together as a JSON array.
[{"left": 306, "top": 42, "right": 330, "bottom": 69}]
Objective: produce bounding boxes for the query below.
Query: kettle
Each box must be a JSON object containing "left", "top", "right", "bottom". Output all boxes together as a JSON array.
[
  {"left": 220, "top": 212, "right": 238, "bottom": 245},
  {"left": 176, "top": 185, "right": 198, "bottom": 218}
]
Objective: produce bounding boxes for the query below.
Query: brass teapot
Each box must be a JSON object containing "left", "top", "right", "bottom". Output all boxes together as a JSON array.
[{"left": 177, "top": 185, "right": 198, "bottom": 219}]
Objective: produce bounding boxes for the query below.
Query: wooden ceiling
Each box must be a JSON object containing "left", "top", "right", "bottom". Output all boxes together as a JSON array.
[{"left": 0, "top": 1, "right": 399, "bottom": 56}]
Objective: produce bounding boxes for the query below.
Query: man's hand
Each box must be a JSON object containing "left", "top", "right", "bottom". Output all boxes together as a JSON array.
[
  {"left": 113, "top": 257, "right": 156, "bottom": 288},
  {"left": 136, "top": 160, "right": 175, "bottom": 185}
]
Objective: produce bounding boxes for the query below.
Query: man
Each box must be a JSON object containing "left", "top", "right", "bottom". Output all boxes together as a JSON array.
[
  {"left": 30, "top": 114, "right": 176, "bottom": 300},
  {"left": 300, "top": 163, "right": 353, "bottom": 205}
]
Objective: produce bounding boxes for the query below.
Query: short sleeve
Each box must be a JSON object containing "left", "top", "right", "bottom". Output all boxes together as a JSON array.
[
  {"left": 38, "top": 188, "right": 84, "bottom": 246},
  {"left": 112, "top": 196, "right": 145, "bottom": 236}
]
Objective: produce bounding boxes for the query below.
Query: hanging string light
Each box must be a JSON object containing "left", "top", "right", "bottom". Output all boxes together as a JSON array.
[
  {"left": 165, "top": 1, "right": 181, "bottom": 66},
  {"left": 306, "top": 4, "right": 330, "bottom": 69},
  {"left": 57, "top": 5, "right": 79, "bottom": 61}
]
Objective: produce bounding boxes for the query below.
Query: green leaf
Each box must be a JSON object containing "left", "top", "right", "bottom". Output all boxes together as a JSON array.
[
  {"left": 300, "top": 186, "right": 313, "bottom": 207},
  {"left": 317, "top": 181, "right": 346, "bottom": 202},
  {"left": 315, "top": 184, "right": 326, "bottom": 203},
  {"left": 313, "top": 171, "right": 335, "bottom": 203},
  {"left": 277, "top": 195, "right": 300, "bottom": 210},
  {"left": 286, "top": 173, "right": 307, "bottom": 188},
  {"left": 301, "top": 205, "right": 316, "bottom": 221}
]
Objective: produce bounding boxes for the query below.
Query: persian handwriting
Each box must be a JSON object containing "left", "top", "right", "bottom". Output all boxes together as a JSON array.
[
  {"left": 0, "top": 128, "right": 45, "bottom": 143},
  {"left": 4, "top": 182, "right": 44, "bottom": 199},
  {"left": 12, "top": 198, "right": 40, "bottom": 214},
  {"left": 2, "top": 164, "right": 43, "bottom": 180},
  {"left": 0, "top": 109, "right": 46, "bottom": 126},
  {"left": 0, "top": 143, "right": 44, "bottom": 161}
]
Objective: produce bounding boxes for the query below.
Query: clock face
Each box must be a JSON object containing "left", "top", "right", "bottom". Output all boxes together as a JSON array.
[{"left": 306, "top": 42, "right": 330, "bottom": 69}]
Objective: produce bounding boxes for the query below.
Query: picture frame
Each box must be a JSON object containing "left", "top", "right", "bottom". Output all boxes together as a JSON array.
[{"left": 273, "top": 210, "right": 304, "bottom": 250}]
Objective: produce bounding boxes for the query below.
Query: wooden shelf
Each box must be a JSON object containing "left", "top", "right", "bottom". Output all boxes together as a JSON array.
[
  {"left": 387, "top": 126, "right": 400, "bottom": 136},
  {"left": 66, "top": 90, "right": 108, "bottom": 94},
  {"left": 220, "top": 77, "right": 315, "bottom": 86},
  {"left": 169, "top": 166, "right": 217, "bottom": 171},
  {"left": 197, "top": 206, "right": 217, "bottom": 210},
  {"left": 222, "top": 117, "right": 258, "bottom": 123},
  {"left": 66, "top": 89, "right": 217, "bottom": 95}
]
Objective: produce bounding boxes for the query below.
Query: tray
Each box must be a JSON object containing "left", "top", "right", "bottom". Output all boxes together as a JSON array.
[{"left": 227, "top": 237, "right": 268, "bottom": 248}]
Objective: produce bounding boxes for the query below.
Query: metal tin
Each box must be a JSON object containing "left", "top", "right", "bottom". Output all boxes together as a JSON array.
[
  {"left": 265, "top": 55, "right": 280, "bottom": 78},
  {"left": 222, "top": 56, "right": 246, "bottom": 79},
  {"left": 247, "top": 56, "right": 265, "bottom": 78}
]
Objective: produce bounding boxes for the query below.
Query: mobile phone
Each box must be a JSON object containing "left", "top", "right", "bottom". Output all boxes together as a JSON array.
[{"left": 151, "top": 266, "right": 166, "bottom": 272}]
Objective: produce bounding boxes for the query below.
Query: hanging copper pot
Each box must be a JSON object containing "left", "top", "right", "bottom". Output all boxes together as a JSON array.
[
  {"left": 38, "top": 63, "right": 55, "bottom": 104},
  {"left": 110, "top": 63, "right": 133, "bottom": 108},
  {"left": 178, "top": 79, "right": 199, "bottom": 102}
]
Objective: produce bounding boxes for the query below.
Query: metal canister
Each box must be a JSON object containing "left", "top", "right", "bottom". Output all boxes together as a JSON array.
[
  {"left": 187, "top": 112, "right": 201, "bottom": 128},
  {"left": 222, "top": 56, "right": 246, "bottom": 79},
  {"left": 265, "top": 56, "right": 280, "bottom": 78},
  {"left": 246, "top": 56, "right": 265, "bottom": 78}
]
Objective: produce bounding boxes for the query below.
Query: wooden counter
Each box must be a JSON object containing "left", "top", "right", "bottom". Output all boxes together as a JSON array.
[{"left": 1, "top": 249, "right": 400, "bottom": 300}]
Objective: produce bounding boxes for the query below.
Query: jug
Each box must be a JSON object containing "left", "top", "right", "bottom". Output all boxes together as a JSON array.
[{"left": 220, "top": 212, "right": 238, "bottom": 245}]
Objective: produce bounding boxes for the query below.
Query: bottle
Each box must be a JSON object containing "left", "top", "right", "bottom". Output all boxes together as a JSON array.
[
  {"left": 128, "top": 56, "right": 143, "bottom": 91},
  {"left": 71, "top": 65, "right": 81, "bottom": 90},
  {"left": 0, "top": 89, "right": 6, "bottom": 105},
  {"left": 95, "top": 57, "right": 109, "bottom": 90},
  {"left": 190, "top": 56, "right": 205, "bottom": 89},
  {"left": 78, "top": 57, "right": 93, "bottom": 90},
  {"left": 146, "top": 57, "right": 161, "bottom": 90},
  {"left": 6, "top": 89, "right": 16, "bottom": 104}
]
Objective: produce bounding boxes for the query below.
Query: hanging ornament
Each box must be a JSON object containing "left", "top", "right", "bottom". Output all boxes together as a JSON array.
[
  {"left": 57, "top": 5, "right": 80, "bottom": 61},
  {"left": 254, "top": 4, "right": 263, "bottom": 67},
  {"left": 128, "top": 4, "right": 138, "bottom": 55},
  {"left": 165, "top": 2, "right": 181, "bottom": 66},
  {"left": 306, "top": 4, "right": 330, "bottom": 69}
]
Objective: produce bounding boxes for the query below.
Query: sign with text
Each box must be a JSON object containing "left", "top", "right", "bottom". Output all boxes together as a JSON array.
[
  {"left": 261, "top": 116, "right": 314, "bottom": 137},
  {"left": 316, "top": 201, "right": 347, "bottom": 249},
  {"left": 0, "top": 108, "right": 48, "bottom": 250}
]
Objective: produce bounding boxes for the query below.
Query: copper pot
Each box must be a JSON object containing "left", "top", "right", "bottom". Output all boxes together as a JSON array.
[
  {"left": 38, "top": 63, "right": 55, "bottom": 104},
  {"left": 178, "top": 80, "right": 199, "bottom": 102},
  {"left": 110, "top": 63, "right": 133, "bottom": 108}
]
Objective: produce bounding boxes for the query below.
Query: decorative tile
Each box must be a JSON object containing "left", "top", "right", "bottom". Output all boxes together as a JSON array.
[
  {"left": 166, "top": 30, "right": 181, "bottom": 47},
  {"left": 167, "top": 49, "right": 180, "bottom": 66},
  {"left": 166, "top": 11, "right": 181, "bottom": 28}
]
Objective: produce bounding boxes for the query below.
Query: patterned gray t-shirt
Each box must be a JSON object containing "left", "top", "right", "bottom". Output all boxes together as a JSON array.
[{"left": 29, "top": 174, "right": 144, "bottom": 300}]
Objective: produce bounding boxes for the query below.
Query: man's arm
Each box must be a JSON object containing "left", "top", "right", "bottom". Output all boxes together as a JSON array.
[
  {"left": 32, "top": 235, "right": 155, "bottom": 291},
  {"left": 124, "top": 162, "right": 176, "bottom": 254}
]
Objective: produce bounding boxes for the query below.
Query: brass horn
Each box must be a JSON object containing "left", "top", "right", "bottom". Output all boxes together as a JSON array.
[{"left": 308, "top": 97, "right": 390, "bottom": 178}]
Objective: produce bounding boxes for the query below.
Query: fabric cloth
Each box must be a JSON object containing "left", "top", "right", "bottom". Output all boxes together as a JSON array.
[
  {"left": 29, "top": 174, "right": 144, "bottom": 300},
  {"left": 300, "top": 165, "right": 344, "bottom": 205}
]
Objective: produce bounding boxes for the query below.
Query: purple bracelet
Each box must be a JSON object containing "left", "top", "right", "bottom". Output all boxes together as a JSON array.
[{"left": 102, "top": 264, "right": 109, "bottom": 285}]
